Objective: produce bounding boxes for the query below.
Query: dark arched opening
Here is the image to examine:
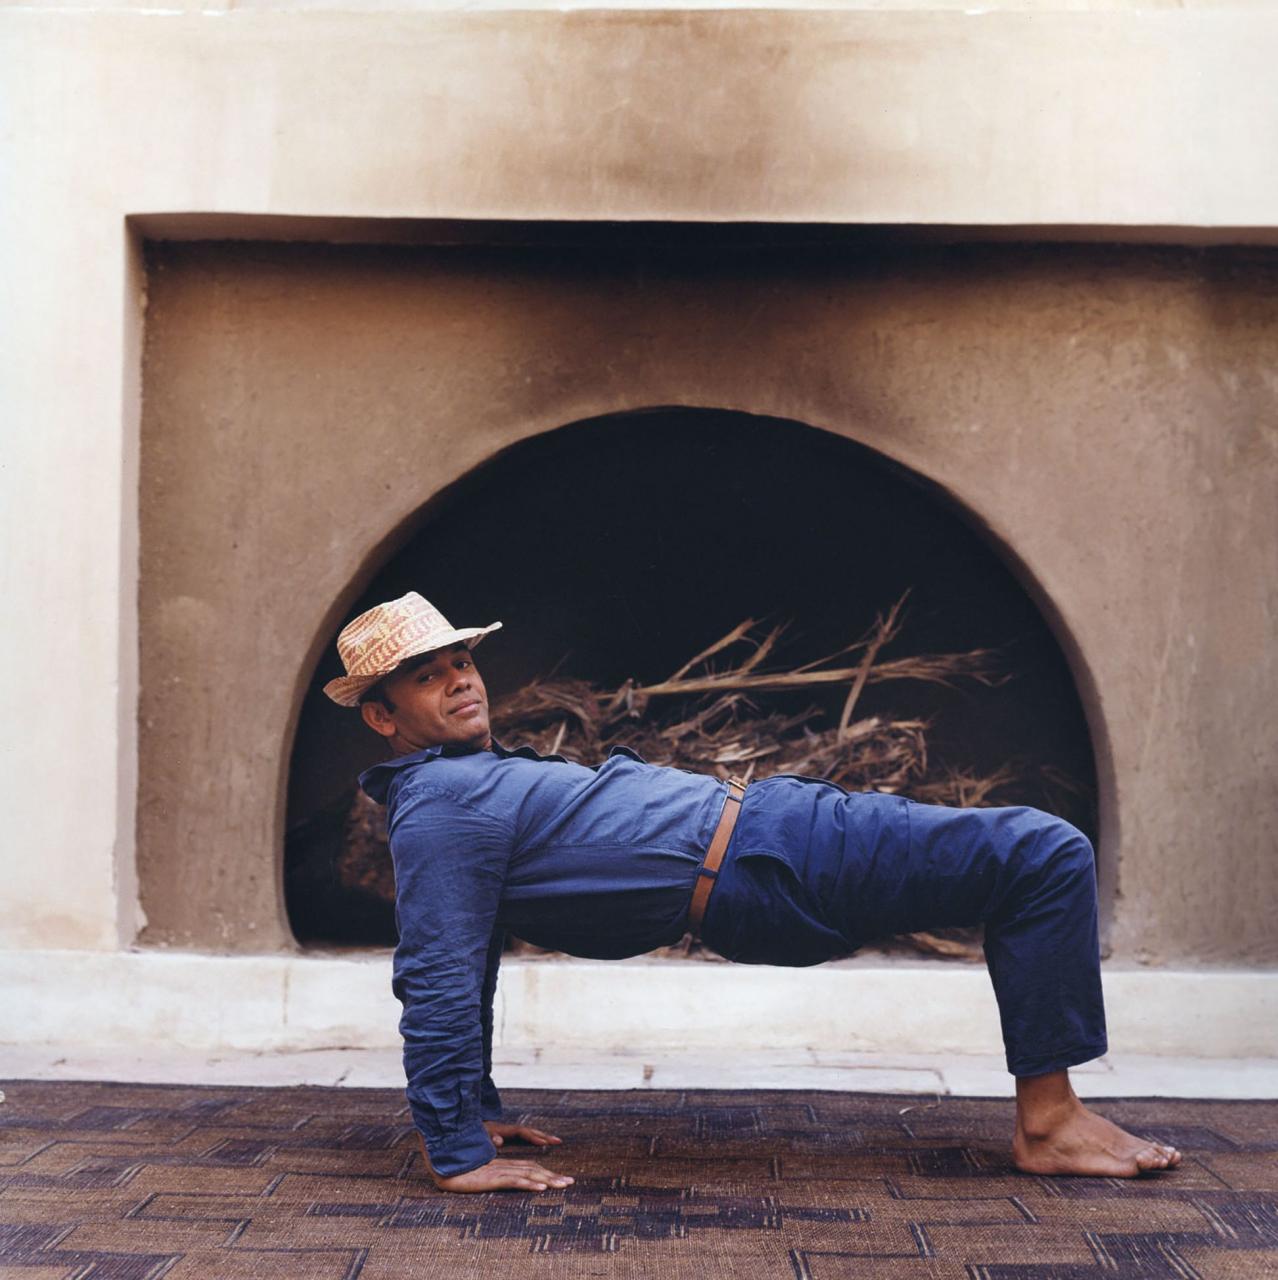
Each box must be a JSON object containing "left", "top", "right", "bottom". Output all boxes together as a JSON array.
[{"left": 285, "top": 408, "right": 1098, "bottom": 947}]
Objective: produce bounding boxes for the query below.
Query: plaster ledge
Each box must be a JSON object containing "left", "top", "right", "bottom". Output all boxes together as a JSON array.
[{"left": 2, "top": 950, "right": 1275, "bottom": 1060}]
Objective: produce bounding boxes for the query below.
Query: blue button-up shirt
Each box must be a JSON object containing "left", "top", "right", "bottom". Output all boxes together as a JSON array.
[{"left": 359, "top": 736, "right": 860, "bottom": 1177}]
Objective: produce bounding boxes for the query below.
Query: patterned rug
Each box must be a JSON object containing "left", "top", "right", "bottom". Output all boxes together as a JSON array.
[{"left": 1, "top": 1080, "right": 1275, "bottom": 1278}]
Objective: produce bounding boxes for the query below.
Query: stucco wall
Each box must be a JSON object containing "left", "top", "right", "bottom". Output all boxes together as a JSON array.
[
  {"left": 137, "top": 238, "right": 1278, "bottom": 963},
  {"left": 3, "top": 5, "right": 1278, "bottom": 956}
]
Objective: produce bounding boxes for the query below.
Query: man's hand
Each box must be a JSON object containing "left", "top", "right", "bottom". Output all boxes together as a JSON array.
[
  {"left": 432, "top": 1155, "right": 575, "bottom": 1194},
  {"left": 483, "top": 1120, "right": 563, "bottom": 1150},
  {"left": 418, "top": 1130, "right": 573, "bottom": 1194}
]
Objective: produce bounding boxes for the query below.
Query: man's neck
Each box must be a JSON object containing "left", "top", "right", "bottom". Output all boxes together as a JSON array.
[{"left": 391, "top": 733, "right": 493, "bottom": 757}]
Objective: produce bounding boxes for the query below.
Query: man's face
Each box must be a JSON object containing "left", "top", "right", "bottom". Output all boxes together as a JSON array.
[{"left": 360, "top": 643, "right": 492, "bottom": 755}]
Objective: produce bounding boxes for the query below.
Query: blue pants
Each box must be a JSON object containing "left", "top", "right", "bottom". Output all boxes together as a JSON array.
[{"left": 702, "top": 778, "right": 1108, "bottom": 1077}]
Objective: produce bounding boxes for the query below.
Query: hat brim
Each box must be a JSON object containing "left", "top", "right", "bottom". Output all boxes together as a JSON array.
[{"left": 323, "top": 621, "right": 503, "bottom": 707}]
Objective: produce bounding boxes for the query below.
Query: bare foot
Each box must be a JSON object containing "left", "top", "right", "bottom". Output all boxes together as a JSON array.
[
  {"left": 1012, "top": 1068, "right": 1181, "bottom": 1178},
  {"left": 1013, "top": 1096, "right": 1182, "bottom": 1178}
]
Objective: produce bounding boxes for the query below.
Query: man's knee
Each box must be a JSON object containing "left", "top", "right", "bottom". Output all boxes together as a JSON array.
[{"left": 1026, "top": 812, "right": 1097, "bottom": 888}]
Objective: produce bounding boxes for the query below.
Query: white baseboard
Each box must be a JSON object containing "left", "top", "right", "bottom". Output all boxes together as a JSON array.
[{"left": 2, "top": 949, "right": 1275, "bottom": 1061}]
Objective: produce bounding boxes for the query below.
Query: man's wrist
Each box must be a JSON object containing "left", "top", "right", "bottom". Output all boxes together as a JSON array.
[
  {"left": 430, "top": 1156, "right": 495, "bottom": 1187},
  {"left": 414, "top": 1118, "right": 497, "bottom": 1179}
]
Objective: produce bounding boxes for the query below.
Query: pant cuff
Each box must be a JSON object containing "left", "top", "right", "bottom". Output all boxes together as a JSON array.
[{"left": 1008, "top": 1037, "right": 1108, "bottom": 1078}]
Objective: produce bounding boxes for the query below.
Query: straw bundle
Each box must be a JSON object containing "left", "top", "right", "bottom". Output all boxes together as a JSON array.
[{"left": 489, "top": 598, "right": 1003, "bottom": 801}]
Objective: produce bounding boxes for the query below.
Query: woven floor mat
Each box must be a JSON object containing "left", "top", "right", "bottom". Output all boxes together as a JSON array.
[{"left": 1, "top": 1080, "right": 1276, "bottom": 1278}]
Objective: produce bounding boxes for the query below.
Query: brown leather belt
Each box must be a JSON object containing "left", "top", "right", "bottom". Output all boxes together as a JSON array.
[{"left": 687, "top": 775, "right": 748, "bottom": 938}]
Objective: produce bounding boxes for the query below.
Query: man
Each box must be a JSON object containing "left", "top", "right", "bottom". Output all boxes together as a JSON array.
[{"left": 326, "top": 591, "right": 1182, "bottom": 1195}]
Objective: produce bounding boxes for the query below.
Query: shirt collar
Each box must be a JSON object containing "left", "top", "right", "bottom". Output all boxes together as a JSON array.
[{"left": 357, "top": 735, "right": 568, "bottom": 803}]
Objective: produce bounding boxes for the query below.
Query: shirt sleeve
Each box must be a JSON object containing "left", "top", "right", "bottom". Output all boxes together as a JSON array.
[{"left": 387, "top": 781, "right": 512, "bottom": 1178}]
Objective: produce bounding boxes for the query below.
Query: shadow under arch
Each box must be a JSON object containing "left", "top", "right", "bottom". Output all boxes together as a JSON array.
[{"left": 283, "top": 404, "right": 1109, "bottom": 948}]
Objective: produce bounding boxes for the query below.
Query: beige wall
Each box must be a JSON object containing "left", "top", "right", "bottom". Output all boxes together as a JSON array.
[{"left": 2, "top": 5, "right": 1277, "bottom": 956}]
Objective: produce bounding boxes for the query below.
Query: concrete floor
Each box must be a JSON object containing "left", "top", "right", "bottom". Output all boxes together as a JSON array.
[{"left": 3, "top": 1043, "right": 1275, "bottom": 1100}]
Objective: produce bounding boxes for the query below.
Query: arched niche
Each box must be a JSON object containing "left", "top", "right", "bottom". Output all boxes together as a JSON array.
[{"left": 285, "top": 406, "right": 1104, "bottom": 948}]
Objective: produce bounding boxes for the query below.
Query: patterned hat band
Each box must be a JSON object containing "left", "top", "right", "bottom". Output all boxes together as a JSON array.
[{"left": 323, "top": 592, "right": 502, "bottom": 706}]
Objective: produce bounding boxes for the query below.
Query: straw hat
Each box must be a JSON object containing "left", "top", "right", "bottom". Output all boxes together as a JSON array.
[{"left": 323, "top": 592, "right": 502, "bottom": 707}]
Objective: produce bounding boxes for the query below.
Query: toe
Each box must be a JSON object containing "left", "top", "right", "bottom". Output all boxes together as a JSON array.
[{"left": 1134, "top": 1145, "right": 1169, "bottom": 1172}]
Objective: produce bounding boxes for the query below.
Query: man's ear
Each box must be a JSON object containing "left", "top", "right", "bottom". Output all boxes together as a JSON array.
[{"left": 360, "top": 699, "right": 398, "bottom": 739}]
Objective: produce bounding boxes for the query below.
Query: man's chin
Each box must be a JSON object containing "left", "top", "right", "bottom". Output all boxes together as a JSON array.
[{"left": 448, "top": 713, "right": 491, "bottom": 746}]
